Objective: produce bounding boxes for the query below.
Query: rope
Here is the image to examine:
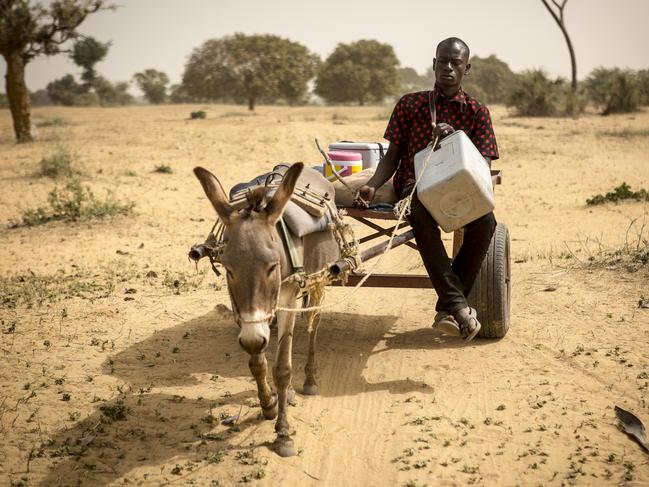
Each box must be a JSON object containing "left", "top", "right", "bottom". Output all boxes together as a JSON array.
[{"left": 275, "top": 133, "right": 439, "bottom": 313}]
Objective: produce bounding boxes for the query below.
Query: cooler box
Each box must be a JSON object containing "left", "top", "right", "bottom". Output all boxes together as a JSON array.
[
  {"left": 324, "top": 151, "right": 363, "bottom": 180},
  {"left": 328, "top": 141, "right": 389, "bottom": 170},
  {"left": 414, "top": 130, "right": 494, "bottom": 233}
]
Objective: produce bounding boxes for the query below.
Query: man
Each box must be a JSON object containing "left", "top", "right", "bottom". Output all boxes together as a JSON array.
[{"left": 356, "top": 37, "right": 498, "bottom": 341}]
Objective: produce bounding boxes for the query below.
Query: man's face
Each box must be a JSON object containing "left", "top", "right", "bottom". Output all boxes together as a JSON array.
[{"left": 433, "top": 42, "right": 470, "bottom": 92}]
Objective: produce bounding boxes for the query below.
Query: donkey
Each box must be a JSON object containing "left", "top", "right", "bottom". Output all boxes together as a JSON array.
[{"left": 193, "top": 162, "right": 340, "bottom": 457}]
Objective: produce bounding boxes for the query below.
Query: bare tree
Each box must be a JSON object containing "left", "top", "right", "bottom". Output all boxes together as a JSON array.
[
  {"left": 541, "top": 0, "right": 578, "bottom": 115},
  {"left": 0, "top": 1, "right": 111, "bottom": 142}
]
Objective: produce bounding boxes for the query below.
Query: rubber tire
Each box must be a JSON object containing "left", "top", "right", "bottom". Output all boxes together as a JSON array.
[{"left": 468, "top": 222, "right": 511, "bottom": 339}]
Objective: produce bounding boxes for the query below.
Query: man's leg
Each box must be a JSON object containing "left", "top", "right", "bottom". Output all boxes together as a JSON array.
[
  {"left": 451, "top": 212, "right": 497, "bottom": 296},
  {"left": 408, "top": 194, "right": 467, "bottom": 314}
]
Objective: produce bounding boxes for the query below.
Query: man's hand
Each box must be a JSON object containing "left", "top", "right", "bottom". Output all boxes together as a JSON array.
[
  {"left": 433, "top": 122, "right": 455, "bottom": 140},
  {"left": 354, "top": 184, "right": 376, "bottom": 208}
]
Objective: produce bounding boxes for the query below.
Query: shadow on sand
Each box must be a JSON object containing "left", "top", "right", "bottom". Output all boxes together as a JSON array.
[{"left": 37, "top": 304, "right": 486, "bottom": 486}]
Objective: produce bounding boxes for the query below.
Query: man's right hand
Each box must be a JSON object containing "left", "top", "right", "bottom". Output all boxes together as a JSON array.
[{"left": 354, "top": 184, "right": 376, "bottom": 208}]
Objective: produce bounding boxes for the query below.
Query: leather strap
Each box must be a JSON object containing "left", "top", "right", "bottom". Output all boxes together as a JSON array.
[
  {"left": 428, "top": 89, "right": 437, "bottom": 128},
  {"left": 279, "top": 218, "right": 304, "bottom": 274}
]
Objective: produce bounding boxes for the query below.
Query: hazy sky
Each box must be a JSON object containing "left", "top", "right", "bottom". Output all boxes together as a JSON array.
[{"left": 4, "top": 0, "right": 649, "bottom": 93}]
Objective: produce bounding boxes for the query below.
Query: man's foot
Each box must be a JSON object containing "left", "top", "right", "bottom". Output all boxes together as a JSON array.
[
  {"left": 453, "top": 307, "right": 482, "bottom": 341},
  {"left": 433, "top": 310, "right": 461, "bottom": 337}
]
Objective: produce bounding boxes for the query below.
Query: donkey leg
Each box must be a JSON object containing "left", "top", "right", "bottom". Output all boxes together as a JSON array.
[
  {"left": 249, "top": 353, "right": 277, "bottom": 420},
  {"left": 272, "top": 309, "right": 296, "bottom": 457},
  {"left": 303, "top": 309, "right": 321, "bottom": 396}
]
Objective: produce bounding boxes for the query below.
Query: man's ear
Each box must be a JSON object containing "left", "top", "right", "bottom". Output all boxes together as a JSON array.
[
  {"left": 465, "top": 62, "right": 471, "bottom": 75},
  {"left": 193, "top": 167, "right": 234, "bottom": 226},
  {"left": 432, "top": 58, "right": 437, "bottom": 71},
  {"left": 265, "top": 162, "right": 304, "bottom": 224}
]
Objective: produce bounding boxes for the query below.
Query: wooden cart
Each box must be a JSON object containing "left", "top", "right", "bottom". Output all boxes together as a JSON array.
[{"left": 329, "top": 170, "right": 510, "bottom": 339}]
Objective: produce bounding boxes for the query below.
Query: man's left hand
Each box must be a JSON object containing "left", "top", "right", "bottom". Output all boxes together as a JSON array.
[{"left": 433, "top": 123, "right": 455, "bottom": 140}]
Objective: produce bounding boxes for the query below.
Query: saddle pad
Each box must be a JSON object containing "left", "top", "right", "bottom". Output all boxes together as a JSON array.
[{"left": 229, "top": 164, "right": 335, "bottom": 238}]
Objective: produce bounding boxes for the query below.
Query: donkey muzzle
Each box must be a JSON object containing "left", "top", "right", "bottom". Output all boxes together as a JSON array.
[{"left": 237, "top": 316, "right": 271, "bottom": 354}]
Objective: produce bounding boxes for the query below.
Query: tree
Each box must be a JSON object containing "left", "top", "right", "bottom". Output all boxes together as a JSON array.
[
  {"left": 461, "top": 55, "right": 516, "bottom": 104},
  {"left": 315, "top": 39, "right": 400, "bottom": 105},
  {"left": 133, "top": 69, "right": 169, "bottom": 104},
  {"left": 47, "top": 74, "right": 85, "bottom": 105},
  {"left": 0, "top": 0, "right": 111, "bottom": 142},
  {"left": 398, "top": 67, "right": 429, "bottom": 93},
  {"left": 182, "top": 33, "right": 319, "bottom": 111},
  {"left": 637, "top": 69, "right": 649, "bottom": 106},
  {"left": 540, "top": 0, "right": 578, "bottom": 115},
  {"left": 93, "top": 76, "right": 133, "bottom": 106},
  {"left": 585, "top": 67, "right": 640, "bottom": 115},
  {"left": 71, "top": 36, "right": 110, "bottom": 90}
]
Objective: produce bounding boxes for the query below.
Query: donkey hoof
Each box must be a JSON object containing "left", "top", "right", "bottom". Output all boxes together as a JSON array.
[
  {"left": 262, "top": 395, "right": 278, "bottom": 420},
  {"left": 302, "top": 384, "right": 319, "bottom": 396},
  {"left": 273, "top": 437, "right": 296, "bottom": 457}
]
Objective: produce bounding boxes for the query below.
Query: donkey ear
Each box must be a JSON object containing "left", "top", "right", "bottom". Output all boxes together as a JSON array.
[
  {"left": 193, "top": 167, "right": 233, "bottom": 226},
  {"left": 265, "top": 162, "right": 303, "bottom": 224}
]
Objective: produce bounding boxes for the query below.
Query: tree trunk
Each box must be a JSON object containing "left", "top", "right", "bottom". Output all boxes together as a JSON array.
[
  {"left": 4, "top": 50, "right": 33, "bottom": 142},
  {"left": 248, "top": 96, "right": 255, "bottom": 111},
  {"left": 540, "top": 0, "right": 578, "bottom": 117}
]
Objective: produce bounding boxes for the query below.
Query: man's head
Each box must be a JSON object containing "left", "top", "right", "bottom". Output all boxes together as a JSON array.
[{"left": 433, "top": 37, "right": 471, "bottom": 95}]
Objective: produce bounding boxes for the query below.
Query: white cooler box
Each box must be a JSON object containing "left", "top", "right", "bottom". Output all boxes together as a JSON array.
[
  {"left": 328, "top": 141, "right": 389, "bottom": 170},
  {"left": 414, "top": 130, "right": 494, "bottom": 233}
]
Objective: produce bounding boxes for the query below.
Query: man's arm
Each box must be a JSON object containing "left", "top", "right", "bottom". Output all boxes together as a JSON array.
[
  {"left": 366, "top": 143, "right": 402, "bottom": 189},
  {"left": 355, "top": 143, "right": 402, "bottom": 207}
]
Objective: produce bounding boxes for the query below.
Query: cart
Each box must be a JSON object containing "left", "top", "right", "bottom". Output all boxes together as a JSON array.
[{"left": 329, "top": 170, "right": 510, "bottom": 339}]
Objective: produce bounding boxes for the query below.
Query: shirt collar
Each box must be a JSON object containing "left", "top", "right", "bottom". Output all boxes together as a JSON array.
[{"left": 433, "top": 85, "right": 467, "bottom": 105}]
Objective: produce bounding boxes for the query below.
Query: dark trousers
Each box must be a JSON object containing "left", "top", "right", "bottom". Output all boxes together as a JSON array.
[{"left": 407, "top": 193, "right": 496, "bottom": 314}]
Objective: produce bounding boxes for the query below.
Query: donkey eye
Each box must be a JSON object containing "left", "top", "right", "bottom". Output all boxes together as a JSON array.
[{"left": 267, "top": 263, "right": 278, "bottom": 277}]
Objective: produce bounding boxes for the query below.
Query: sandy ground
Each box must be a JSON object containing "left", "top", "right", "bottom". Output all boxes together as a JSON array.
[{"left": 0, "top": 103, "right": 648, "bottom": 486}]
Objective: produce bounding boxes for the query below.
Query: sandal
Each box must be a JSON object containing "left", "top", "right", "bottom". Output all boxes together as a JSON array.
[
  {"left": 454, "top": 307, "right": 482, "bottom": 341},
  {"left": 433, "top": 310, "right": 461, "bottom": 337}
]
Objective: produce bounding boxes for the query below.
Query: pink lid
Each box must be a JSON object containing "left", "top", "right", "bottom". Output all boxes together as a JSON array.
[{"left": 327, "top": 150, "right": 362, "bottom": 162}]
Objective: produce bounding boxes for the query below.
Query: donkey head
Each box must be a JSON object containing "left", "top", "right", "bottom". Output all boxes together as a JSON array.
[{"left": 194, "top": 163, "right": 304, "bottom": 355}]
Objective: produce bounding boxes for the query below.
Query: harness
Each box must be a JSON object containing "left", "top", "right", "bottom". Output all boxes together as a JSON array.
[{"left": 190, "top": 174, "right": 360, "bottom": 308}]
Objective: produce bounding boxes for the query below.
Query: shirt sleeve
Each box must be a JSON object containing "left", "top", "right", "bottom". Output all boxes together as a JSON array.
[
  {"left": 470, "top": 105, "right": 499, "bottom": 161},
  {"left": 383, "top": 96, "right": 411, "bottom": 147}
]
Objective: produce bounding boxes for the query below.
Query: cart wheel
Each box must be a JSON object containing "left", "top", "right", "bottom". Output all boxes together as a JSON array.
[{"left": 468, "top": 222, "right": 511, "bottom": 339}]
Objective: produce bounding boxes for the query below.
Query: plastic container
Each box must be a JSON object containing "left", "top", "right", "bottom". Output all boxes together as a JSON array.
[
  {"left": 414, "top": 130, "right": 494, "bottom": 232},
  {"left": 325, "top": 151, "right": 363, "bottom": 180},
  {"left": 328, "top": 142, "right": 389, "bottom": 170}
]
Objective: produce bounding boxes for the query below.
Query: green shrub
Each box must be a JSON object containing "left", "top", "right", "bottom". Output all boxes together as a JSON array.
[
  {"left": 190, "top": 110, "right": 206, "bottom": 119},
  {"left": 39, "top": 144, "right": 76, "bottom": 178},
  {"left": 506, "top": 69, "right": 574, "bottom": 117},
  {"left": 586, "top": 182, "right": 649, "bottom": 205},
  {"left": 585, "top": 68, "right": 640, "bottom": 115},
  {"left": 16, "top": 178, "right": 133, "bottom": 227},
  {"left": 153, "top": 164, "right": 173, "bottom": 174}
]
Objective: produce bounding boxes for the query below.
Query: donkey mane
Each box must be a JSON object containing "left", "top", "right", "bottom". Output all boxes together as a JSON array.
[{"left": 239, "top": 186, "right": 271, "bottom": 217}]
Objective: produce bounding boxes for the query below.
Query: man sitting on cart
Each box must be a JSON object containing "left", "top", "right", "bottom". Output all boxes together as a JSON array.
[{"left": 356, "top": 37, "right": 499, "bottom": 341}]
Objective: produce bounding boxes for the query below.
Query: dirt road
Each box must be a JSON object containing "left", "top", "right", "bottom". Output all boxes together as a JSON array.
[{"left": 1, "top": 104, "right": 648, "bottom": 486}]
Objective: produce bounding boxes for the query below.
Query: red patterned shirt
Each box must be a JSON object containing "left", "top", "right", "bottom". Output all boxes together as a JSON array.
[{"left": 384, "top": 88, "right": 499, "bottom": 196}]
